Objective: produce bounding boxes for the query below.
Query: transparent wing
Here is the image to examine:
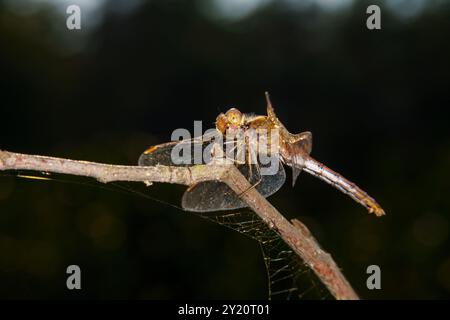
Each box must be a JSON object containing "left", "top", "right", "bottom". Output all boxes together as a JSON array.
[
  {"left": 138, "top": 132, "right": 220, "bottom": 167},
  {"left": 139, "top": 135, "right": 286, "bottom": 212},
  {"left": 138, "top": 140, "right": 192, "bottom": 167},
  {"left": 282, "top": 131, "right": 313, "bottom": 186},
  {"left": 181, "top": 161, "right": 286, "bottom": 212}
]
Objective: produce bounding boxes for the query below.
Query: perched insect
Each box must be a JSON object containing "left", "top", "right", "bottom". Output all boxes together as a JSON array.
[{"left": 139, "top": 93, "right": 385, "bottom": 216}]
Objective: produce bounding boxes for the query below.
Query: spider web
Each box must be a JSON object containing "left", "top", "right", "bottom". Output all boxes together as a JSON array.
[
  {"left": 105, "top": 178, "right": 333, "bottom": 299},
  {"left": 134, "top": 134, "right": 331, "bottom": 298},
  {"left": 193, "top": 209, "right": 332, "bottom": 300},
  {"left": 2, "top": 171, "right": 332, "bottom": 299}
]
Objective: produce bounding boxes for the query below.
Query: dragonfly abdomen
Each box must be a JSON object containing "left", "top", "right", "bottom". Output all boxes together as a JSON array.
[{"left": 301, "top": 156, "right": 385, "bottom": 217}]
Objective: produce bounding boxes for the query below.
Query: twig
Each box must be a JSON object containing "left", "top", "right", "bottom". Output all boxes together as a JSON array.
[{"left": 0, "top": 149, "right": 359, "bottom": 300}]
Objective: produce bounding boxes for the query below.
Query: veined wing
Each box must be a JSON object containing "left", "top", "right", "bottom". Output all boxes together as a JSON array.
[
  {"left": 280, "top": 131, "right": 312, "bottom": 186},
  {"left": 181, "top": 160, "right": 286, "bottom": 212},
  {"left": 138, "top": 133, "right": 216, "bottom": 167},
  {"left": 138, "top": 131, "right": 248, "bottom": 166},
  {"left": 139, "top": 140, "right": 192, "bottom": 167},
  {"left": 138, "top": 135, "right": 286, "bottom": 212}
]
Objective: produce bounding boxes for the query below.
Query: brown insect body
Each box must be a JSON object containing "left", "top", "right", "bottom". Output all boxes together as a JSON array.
[{"left": 214, "top": 92, "right": 385, "bottom": 216}]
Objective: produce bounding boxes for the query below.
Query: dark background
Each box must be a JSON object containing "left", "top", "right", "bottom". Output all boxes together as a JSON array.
[{"left": 0, "top": 0, "right": 449, "bottom": 299}]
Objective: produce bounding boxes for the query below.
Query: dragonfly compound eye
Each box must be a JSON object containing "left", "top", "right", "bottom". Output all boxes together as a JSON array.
[
  {"left": 215, "top": 113, "right": 228, "bottom": 134},
  {"left": 225, "top": 108, "right": 242, "bottom": 127}
]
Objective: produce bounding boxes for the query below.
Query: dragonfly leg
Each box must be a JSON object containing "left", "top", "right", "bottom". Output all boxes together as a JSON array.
[
  {"left": 237, "top": 170, "right": 262, "bottom": 198},
  {"left": 237, "top": 149, "right": 263, "bottom": 198}
]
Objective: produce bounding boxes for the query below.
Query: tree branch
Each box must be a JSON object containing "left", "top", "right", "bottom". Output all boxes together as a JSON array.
[{"left": 0, "top": 149, "right": 359, "bottom": 300}]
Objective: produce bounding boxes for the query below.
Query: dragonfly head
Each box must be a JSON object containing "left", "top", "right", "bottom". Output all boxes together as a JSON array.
[{"left": 215, "top": 108, "right": 243, "bottom": 134}]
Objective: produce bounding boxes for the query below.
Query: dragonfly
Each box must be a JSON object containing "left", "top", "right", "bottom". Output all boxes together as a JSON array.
[{"left": 139, "top": 93, "right": 385, "bottom": 217}]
